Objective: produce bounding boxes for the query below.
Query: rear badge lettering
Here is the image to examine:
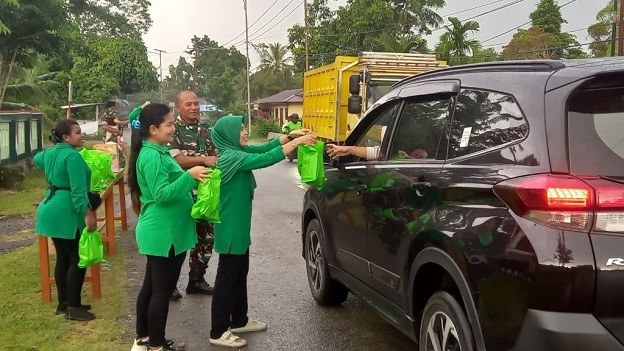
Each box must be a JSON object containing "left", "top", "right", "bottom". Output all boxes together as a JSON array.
[{"left": 606, "top": 258, "right": 624, "bottom": 266}]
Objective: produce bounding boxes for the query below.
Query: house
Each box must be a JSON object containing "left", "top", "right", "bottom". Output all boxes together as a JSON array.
[{"left": 255, "top": 88, "right": 303, "bottom": 126}]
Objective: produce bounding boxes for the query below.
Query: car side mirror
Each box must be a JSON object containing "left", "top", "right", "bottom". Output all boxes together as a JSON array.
[
  {"left": 349, "top": 74, "right": 361, "bottom": 95},
  {"left": 348, "top": 96, "right": 362, "bottom": 114}
]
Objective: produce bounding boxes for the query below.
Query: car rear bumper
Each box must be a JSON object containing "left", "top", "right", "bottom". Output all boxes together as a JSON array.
[{"left": 511, "top": 309, "right": 624, "bottom": 351}]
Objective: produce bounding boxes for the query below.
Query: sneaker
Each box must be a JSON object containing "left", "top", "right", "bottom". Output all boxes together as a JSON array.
[
  {"left": 55, "top": 302, "right": 91, "bottom": 315},
  {"left": 131, "top": 337, "right": 176, "bottom": 351},
  {"left": 170, "top": 287, "right": 182, "bottom": 301},
  {"left": 64, "top": 306, "right": 95, "bottom": 321}
]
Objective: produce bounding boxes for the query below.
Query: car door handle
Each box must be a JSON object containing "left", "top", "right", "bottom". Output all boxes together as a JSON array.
[
  {"left": 356, "top": 184, "right": 367, "bottom": 195},
  {"left": 410, "top": 182, "right": 431, "bottom": 197}
]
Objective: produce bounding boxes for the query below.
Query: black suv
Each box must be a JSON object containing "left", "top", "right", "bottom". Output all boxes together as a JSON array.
[{"left": 301, "top": 59, "right": 624, "bottom": 351}]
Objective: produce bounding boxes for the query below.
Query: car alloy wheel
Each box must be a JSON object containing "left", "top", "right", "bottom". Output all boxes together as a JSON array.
[
  {"left": 307, "top": 228, "right": 324, "bottom": 293},
  {"left": 424, "top": 311, "right": 461, "bottom": 351}
]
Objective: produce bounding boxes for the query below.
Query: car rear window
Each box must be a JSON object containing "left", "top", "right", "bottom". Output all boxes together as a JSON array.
[{"left": 568, "top": 87, "right": 624, "bottom": 177}]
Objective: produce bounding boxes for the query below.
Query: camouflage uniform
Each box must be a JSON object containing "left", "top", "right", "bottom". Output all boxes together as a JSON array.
[
  {"left": 169, "top": 116, "right": 217, "bottom": 278},
  {"left": 101, "top": 107, "right": 126, "bottom": 167}
]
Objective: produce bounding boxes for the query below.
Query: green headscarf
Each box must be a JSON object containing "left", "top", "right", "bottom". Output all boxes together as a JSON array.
[{"left": 211, "top": 115, "right": 248, "bottom": 185}]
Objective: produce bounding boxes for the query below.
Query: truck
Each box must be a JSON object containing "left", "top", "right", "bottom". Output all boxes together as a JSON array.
[{"left": 302, "top": 52, "right": 446, "bottom": 142}]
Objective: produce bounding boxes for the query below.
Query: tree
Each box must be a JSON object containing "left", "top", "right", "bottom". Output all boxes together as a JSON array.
[
  {"left": 0, "top": 0, "right": 68, "bottom": 107},
  {"left": 371, "top": 33, "right": 429, "bottom": 53},
  {"left": 502, "top": 27, "right": 558, "bottom": 60},
  {"left": 256, "top": 43, "right": 293, "bottom": 74},
  {"left": 206, "top": 69, "right": 237, "bottom": 110},
  {"left": 65, "top": 0, "right": 152, "bottom": 39},
  {"left": 527, "top": 0, "right": 586, "bottom": 58},
  {"left": 387, "top": 0, "right": 446, "bottom": 35},
  {"left": 436, "top": 17, "right": 481, "bottom": 64},
  {"left": 0, "top": 0, "right": 19, "bottom": 34},
  {"left": 588, "top": 1, "right": 613, "bottom": 57},
  {"left": 530, "top": 0, "right": 566, "bottom": 34}
]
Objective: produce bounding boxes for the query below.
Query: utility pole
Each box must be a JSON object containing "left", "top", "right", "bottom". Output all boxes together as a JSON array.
[
  {"left": 304, "top": 0, "right": 309, "bottom": 71},
  {"left": 244, "top": 0, "right": 252, "bottom": 134},
  {"left": 154, "top": 48, "right": 167, "bottom": 102},
  {"left": 618, "top": 0, "right": 624, "bottom": 56},
  {"left": 612, "top": 0, "right": 618, "bottom": 56}
]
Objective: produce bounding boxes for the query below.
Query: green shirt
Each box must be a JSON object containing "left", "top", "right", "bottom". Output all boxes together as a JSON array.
[
  {"left": 282, "top": 121, "right": 302, "bottom": 133},
  {"left": 135, "top": 141, "right": 198, "bottom": 257},
  {"left": 214, "top": 138, "right": 285, "bottom": 254},
  {"left": 35, "top": 143, "right": 92, "bottom": 239}
]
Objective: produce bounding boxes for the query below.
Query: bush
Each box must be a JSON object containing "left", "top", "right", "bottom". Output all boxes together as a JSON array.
[{"left": 251, "top": 118, "right": 281, "bottom": 139}]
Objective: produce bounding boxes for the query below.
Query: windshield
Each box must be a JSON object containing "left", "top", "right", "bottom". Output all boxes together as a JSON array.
[
  {"left": 366, "top": 81, "right": 395, "bottom": 109},
  {"left": 568, "top": 86, "right": 624, "bottom": 178}
]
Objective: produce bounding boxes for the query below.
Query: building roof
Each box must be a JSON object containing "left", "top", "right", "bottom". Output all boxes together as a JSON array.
[{"left": 256, "top": 88, "right": 303, "bottom": 104}]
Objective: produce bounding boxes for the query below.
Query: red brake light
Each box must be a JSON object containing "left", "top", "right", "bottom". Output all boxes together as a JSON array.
[
  {"left": 495, "top": 175, "right": 624, "bottom": 232},
  {"left": 494, "top": 174, "right": 593, "bottom": 230}
]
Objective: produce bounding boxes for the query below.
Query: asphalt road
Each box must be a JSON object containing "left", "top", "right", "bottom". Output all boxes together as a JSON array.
[{"left": 160, "top": 159, "right": 416, "bottom": 351}]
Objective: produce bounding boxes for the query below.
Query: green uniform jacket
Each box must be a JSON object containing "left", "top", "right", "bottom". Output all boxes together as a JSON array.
[
  {"left": 35, "top": 143, "right": 91, "bottom": 239},
  {"left": 214, "top": 138, "right": 285, "bottom": 254},
  {"left": 135, "top": 142, "right": 198, "bottom": 257}
]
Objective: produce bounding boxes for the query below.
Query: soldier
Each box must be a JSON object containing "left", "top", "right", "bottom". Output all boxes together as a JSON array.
[
  {"left": 168, "top": 90, "right": 218, "bottom": 300},
  {"left": 101, "top": 100, "right": 129, "bottom": 167}
]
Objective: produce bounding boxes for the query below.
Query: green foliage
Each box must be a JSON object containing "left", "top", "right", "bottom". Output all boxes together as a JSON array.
[
  {"left": 588, "top": 1, "right": 614, "bottom": 57},
  {"left": 206, "top": 69, "right": 237, "bottom": 110},
  {"left": 251, "top": 118, "right": 281, "bottom": 139},
  {"left": 0, "top": 0, "right": 19, "bottom": 34},
  {"left": 530, "top": 0, "right": 566, "bottom": 34},
  {"left": 503, "top": 27, "right": 558, "bottom": 60},
  {"left": 436, "top": 17, "right": 481, "bottom": 63},
  {"left": 288, "top": 0, "right": 445, "bottom": 73},
  {"left": 66, "top": 0, "right": 152, "bottom": 39}
]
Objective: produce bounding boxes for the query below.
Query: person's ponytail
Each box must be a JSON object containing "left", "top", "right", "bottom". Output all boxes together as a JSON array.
[{"left": 127, "top": 103, "right": 171, "bottom": 215}]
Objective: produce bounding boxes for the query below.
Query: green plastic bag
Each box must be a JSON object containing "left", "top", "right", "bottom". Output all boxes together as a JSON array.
[
  {"left": 191, "top": 168, "right": 221, "bottom": 223},
  {"left": 80, "top": 149, "right": 116, "bottom": 192},
  {"left": 297, "top": 141, "right": 325, "bottom": 189},
  {"left": 78, "top": 228, "right": 105, "bottom": 268}
]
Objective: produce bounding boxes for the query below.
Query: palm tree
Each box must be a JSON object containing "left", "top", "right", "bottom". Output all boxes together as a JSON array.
[
  {"left": 390, "top": 0, "right": 446, "bottom": 35},
  {"left": 437, "top": 17, "right": 481, "bottom": 64},
  {"left": 256, "top": 43, "right": 293, "bottom": 75},
  {"left": 371, "top": 33, "right": 429, "bottom": 53},
  {"left": 1, "top": 59, "right": 57, "bottom": 110}
]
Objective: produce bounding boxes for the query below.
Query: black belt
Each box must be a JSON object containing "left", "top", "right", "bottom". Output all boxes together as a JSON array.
[{"left": 43, "top": 185, "right": 71, "bottom": 204}]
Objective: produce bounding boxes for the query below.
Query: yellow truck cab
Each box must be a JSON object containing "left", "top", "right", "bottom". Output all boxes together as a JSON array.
[{"left": 302, "top": 52, "right": 445, "bottom": 142}]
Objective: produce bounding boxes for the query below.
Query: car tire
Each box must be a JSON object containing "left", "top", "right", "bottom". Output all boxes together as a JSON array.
[
  {"left": 419, "top": 291, "right": 474, "bottom": 351},
  {"left": 305, "top": 218, "right": 349, "bottom": 306}
]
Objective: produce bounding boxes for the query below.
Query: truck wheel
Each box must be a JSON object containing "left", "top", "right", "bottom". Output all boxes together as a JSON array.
[
  {"left": 419, "top": 291, "right": 474, "bottom": 351},
  {"left": 305, "top": 219, "right": 348, "bottom": 306}
]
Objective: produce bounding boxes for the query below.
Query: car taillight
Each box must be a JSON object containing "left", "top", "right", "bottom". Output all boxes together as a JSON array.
[
  {"left": 585, "top": 179, "right": 624, "bottom": 232},
  {"left": 495, "top": 175, "right": 624, "bottom": 232},
  {"left": 494, "top": 174, "right": 593, "bottom": 231}
]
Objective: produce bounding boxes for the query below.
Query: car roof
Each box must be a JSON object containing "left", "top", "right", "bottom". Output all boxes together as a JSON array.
[{"left": 393, "top": 58, "right": 624, "bottom": 90}]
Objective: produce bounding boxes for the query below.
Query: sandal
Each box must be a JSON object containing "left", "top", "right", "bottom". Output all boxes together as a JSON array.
[
  {"left": 229, "top": 319, "right": 267, "bottom": 333},
  {"left": 209, "top": 331, "right": 247, "bottom": 348}
]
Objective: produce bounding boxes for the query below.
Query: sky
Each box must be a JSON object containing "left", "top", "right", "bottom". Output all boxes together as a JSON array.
[{"left": 142, "top": 0, "right": 607, "bottom": 77}]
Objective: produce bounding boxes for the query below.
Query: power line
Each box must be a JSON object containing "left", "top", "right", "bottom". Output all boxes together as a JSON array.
[
  {"left": 244, "top": 0, "right": 299, "bottom": 42},
  {"left": 248, "top": 2, "right": 304, "bottom": 42},
  {"left": 221, "top": 0, "right": 282, "bottom": 47}
]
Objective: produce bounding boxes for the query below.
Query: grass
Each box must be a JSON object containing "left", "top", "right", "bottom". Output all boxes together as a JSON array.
[
  {"left": 0, "top": 244, "right": 130, "bottom": 351},
  {"left": 0, "top": 169, "right": 47, "bottom": 218}
]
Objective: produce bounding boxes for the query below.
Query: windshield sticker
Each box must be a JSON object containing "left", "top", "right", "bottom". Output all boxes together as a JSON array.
[{"left": 460, "top": 127, "right": 472, "bottom": 148}]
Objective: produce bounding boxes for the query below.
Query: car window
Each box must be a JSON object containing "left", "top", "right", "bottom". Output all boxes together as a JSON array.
[
  {"left": 388, "top": 97, "right": 451, "bottom": 161},
  {"left": 568, "top": 87, "right": 624, "bottom": 177},
  {"left": 355, "top": 102, "right": 400, "bottom": 161},
  {"left": 448, "top": 89, "right": 527, "bottom": 159}
]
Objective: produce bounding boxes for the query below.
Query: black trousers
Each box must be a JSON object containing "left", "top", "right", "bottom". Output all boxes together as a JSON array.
[
  {"left": 210, "top": 250, "right": 250, "bottom": 339},
  {"left": 51, "top": 230, "right": 86, "bottom": 307},
  {"left": 136, "top": 247, "right": 186, "bottom": 347}
]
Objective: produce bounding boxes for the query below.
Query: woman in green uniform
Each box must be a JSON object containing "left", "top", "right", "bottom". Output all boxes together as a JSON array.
[
  {"left": 208, "top": 115, "right": 315, "bottom": 347},
  {"left": 35, "top": 119, "right": 98, "bottom": 321},
  {"left": 127, "top": 104, "right": 211, "bottom": 351}
]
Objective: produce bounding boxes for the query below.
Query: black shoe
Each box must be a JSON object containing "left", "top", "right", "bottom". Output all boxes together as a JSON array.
[
  {"left": 132, "top": 337, "right": 176, "bottom": 351},
  {"left": 170, "top": 287, "right": 182, "bottom": 301},
  {"left": 64, "top": 306, "right": 95, "bottom": 321},
  {"left": 55, "top": 302, "right": 91, "bottom": 315},
  {"left": 185, "top": 278, "right": 214, "bottom": 295}
]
